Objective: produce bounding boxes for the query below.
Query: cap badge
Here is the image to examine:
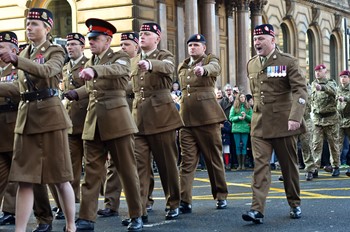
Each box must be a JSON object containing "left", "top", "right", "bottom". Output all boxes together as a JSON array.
[
  {"left": 74, "top": 34, "right": 79, "bottom": 39},
  {"left": 42, "top": 12, "right": 47, "bottom": 20},
  {"left": 129, "top": 34, "right": 134, "bottom": 39},
  {"left": 153, "top": 25, "right": 158, "bottom": 30},
  {"left": 4, "top": 34, "right": 10, "bottom": 41},
  {"left": 264, "top": 26, "right": 269, "bottom": 32},
  {"left": 196, "top": 34, "right": 201, "bottom": 40}
]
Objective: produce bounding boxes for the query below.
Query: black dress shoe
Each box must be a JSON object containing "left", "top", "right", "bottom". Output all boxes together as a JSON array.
[
  {"left": 146, "top": 204, "right": 153, "bottom": 212},
  {"left": 305, "top": 171, "right": 313, "bottom": 181},
  {"left": 179, "top": 201, "right": 192, "bottom": 214},
  {"left": 324, "top": 165, "right": 333, "bottom": 173},
  {"left": 332, "top": 167, "right": 340, "bottom": 177},
  {"left": 242, "top": 210, "right": 264, "bottom": 224},
  {"left": 290, "top": 206, "right": 301, "bottom": 219},
  {"left": 97, "top": 208, "right": 118, "bottom": 217},
  {"left": 346, "top": 168, "right": 350, "bottom": 177},
  {"left": 75, "top": 218, "right": 94, "bottom": 231},
  {"left": 216, "top": 200, "right": 227, "bottom": 209},
  {"left": 32, "top": 224, "right": 52, "bottom": 232},
  {"left": 122, "top": 215, "right": 148, "bottom": 226},
  {"left": 165, "top": 208, "right": 179, "bottom": 220},
  {"left": 127, "top": 217, "right": 143, "bottom": 231},
  {"left": 55, "top": 209, "right": 65, "bottom": 220},
  {"left": 0, "top": 212, "right": 15, "bottom": 225}
]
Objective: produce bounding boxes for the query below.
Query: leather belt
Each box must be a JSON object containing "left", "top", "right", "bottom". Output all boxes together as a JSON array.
[
  {"left": 20, "top": 88, "right": 58, "bottom": 102},
  {"left": 0, "top": 103, "right": 18, "bottom": 112}
]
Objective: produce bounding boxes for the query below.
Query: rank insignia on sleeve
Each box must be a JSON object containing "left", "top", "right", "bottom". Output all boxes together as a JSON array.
[{"left": 298, "top": 98, "right": 306, "bottom": 105}]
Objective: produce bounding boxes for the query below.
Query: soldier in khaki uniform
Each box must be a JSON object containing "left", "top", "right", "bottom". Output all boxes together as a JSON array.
[
  {"left": 62, "top": 32, "right": 89, "bottom": 203},
  {"left": 65, "top": 18, "right": 143, "bottom": 231},
  {"left": 97, "top": 32, "right": 139, "bottom": 218},
  {"left": 0, "top": 31, "right": 19, "bottom": 226},
  {"left": 311, "top": 64, "right": 340, "bottom": 176},
  {"left": 336, "top": 70, "right": 350, "bottom": 176},
  {"left": 242, "top": 24, "right": 307, "bottom": 224},
  {"left": 0, "top": 8, "right": 76, "bottom": 232},
  {"left": 178, "top": 34, "right": 228, "bottom": 213},
  {"left": 48, "top": 33, "right": 89, "bottom": 221},
  {"left": 129, "top": 22, "right": 183, "bottom": 222}
]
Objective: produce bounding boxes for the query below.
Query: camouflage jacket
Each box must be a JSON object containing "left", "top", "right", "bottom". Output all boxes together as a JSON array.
[{"left": 337, "top": 83, "right": 350, "bottom": 128}]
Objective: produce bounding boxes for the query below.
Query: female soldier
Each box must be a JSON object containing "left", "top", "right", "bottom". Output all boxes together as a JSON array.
[{"left": 0, "top": 8, "right": 76, "bottom": 232}]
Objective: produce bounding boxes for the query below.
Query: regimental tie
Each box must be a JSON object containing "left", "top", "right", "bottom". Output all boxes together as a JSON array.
[
  {"left": 260, "top": 56, "right": 267, "bottom": 66},
  {"left": 94, "top": 56, "right": 100, "bottom": 65},
  {"left": 30, "top": 47, "right": 36, "bottom": 58}
]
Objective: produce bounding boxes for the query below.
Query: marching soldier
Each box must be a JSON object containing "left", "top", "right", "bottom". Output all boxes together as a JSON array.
[
  {"left": 62, "top": 32, "right": 89, "bottom": 203},
  {"left": 128, "top": 22, "right": 183, "bottom": 223},
  {"left": 64, "top": 18, "right": 143, "bottom": 231},
  {"left": 0, "top": 31, "right": 20, "bottom": 227},
  {"left": 337, "top": 70, "right": 350, "bottom": 177},
  {"left": 242, "top": 24, "right": 307, "bottom": 223},
  {"left": 311, "top": 64, "right": 340, "bottom": 176},
  {"left": 0, "top": 8, "right": 76, "bottom": 232},
  {"left": 97, "top": 32, "right": 139, "bottom": 218},
  {"left": 178, "top": 34, "right": 228, "bottom": 213}
]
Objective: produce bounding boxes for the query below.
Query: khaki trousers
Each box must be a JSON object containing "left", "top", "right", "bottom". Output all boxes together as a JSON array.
[
  {"left": 250, "top": 136, "right": 300, "bottom": 214},
  {"left": 179, "top": 124, "right": 228, "bottom": 204},
  {"left": 135, "top": 130, "right": 180, "bottom": 215},
  {"left": 103, "top": 157, "right": 122, "bottom": 211},
  {"left": 79, "top": 133, "right": 142, "bottom": 221}
]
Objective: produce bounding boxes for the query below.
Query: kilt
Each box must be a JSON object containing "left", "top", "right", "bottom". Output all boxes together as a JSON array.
[{"left": 8, "top": 129, "right": 73, "bottom": 184}]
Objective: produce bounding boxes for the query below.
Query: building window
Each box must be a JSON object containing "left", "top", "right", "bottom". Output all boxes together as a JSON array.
[
  {"left": 306, "top": 29, "right": 316, "bottom": 82},
  {"left": 280, "top": 23, "right": 290, "bottom": 53},
  {"left": 47, "top": 0, "right": 72, "bottom": 39},
  {"left": 330, "top": 34, "right": 337, "bottom": 81}
]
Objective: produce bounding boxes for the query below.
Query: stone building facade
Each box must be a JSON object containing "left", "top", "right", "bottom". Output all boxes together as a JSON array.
[{"left": 0, "top": 0, "right": 349, "bottom": 93}]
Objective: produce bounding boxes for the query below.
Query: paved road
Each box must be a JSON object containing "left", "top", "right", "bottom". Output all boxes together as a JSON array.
[{"left": 1, "top": 167, "right": 350, "bottom": 232}]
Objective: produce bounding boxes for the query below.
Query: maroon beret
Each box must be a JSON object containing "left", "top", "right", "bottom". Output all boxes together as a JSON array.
[
  {"left": 314, "top": 64, "right": 326, "bottom": 71},
  {"left": 339, "top": 70, "right": 350, "bottom": 76}
]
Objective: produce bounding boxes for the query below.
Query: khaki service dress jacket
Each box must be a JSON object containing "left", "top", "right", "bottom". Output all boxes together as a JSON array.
[
  {"left": 131, "top": 49, "right": 183, "bottom": 135},
  {"left": 247, "top": 49, "right": 307, "bottom": 138},
  {"left": 62, "top": 56, "right": 89, "bottom": 135},
  {"left": 178, "top": 53, "right": 226, "bottom": 126},
  {"left": 0, "top": 66, "right": 19, "bottom": 152},
  {"left": 76, "top": 48, "right": 138, "bottom": 141},
  {"left": 0, "top": 41, "right": 73, "bottom": 184}
]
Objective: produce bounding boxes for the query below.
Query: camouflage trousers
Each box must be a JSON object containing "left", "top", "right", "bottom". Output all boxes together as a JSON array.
[
  {"left": 300, "top": 119, "right": 316, "bottom": 172},
  {"left": 312, "top": 124, "right": 340, "bottom": 168}
]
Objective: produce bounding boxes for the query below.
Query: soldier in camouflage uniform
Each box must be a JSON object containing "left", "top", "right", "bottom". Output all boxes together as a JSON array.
[
  {"left": 336, "top": 70, "right": 350, "bottom": 177},
  {"left": 300, "top": 83, "right": 318, "bottom": 180},
  {"left": 311, "top": 64, "right": 340, "bottom": 176}
]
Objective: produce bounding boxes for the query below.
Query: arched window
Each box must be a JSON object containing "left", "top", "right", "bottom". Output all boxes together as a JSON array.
[
  {"left": 280, "top": 23, "right": 290, "bottom": 53},
  {"left": 330, "top": 34, "right": 337, "bottom": 80},
  {"left": 47, "top": 0, "right": 72, "bottom": 39},
  {"left": 306, "top": 29, "right": 316, "bottom": 82}
]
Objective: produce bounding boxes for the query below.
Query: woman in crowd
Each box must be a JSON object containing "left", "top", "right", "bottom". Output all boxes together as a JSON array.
[
  {"left": 0, "top": 8, "right": 76, "bottom": 232},
  {"left": 229, "top": 93, "right": 252, "bottom": 170}
]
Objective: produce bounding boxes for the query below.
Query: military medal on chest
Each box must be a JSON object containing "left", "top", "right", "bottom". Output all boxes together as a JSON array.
[{"left": 267, "top": 65, "right": 287, "bottom": 77}]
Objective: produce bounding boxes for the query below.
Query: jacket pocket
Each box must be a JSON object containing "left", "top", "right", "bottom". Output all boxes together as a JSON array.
[
  {"left": 104, "top": 99, "right": 127, "bottom": 109},
  {"left": 151, "top": 95, "right": 173, "bottom": 106},
  {"left": 273, "top": 102, "right": 291, "bottom": 112},
  {"left": 196, "top": 92, "right": 215, "bottom": 101}
]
